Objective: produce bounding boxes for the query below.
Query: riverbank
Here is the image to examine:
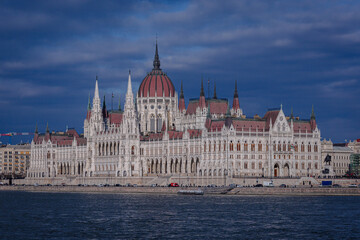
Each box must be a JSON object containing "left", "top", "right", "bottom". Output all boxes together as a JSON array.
[{"left": 1, "top": 185, "right": 360, "bottom": 196}]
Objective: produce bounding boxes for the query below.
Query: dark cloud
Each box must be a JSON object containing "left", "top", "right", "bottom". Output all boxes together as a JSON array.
[{"left": 0, "top": 0, "right": 359, "bottom": 143}]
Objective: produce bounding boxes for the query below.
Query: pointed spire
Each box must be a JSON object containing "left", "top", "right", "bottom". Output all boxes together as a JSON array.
[
  {"left": 35, "top": 122, "right": 38, "bottom": 134},
  {"left": 290, "top": 107, "right": 294, "bottom": 120},
  {"left": 180, "top": 81, "right": 184, "bottom": 99},
  {"left": 234, "top": 80, "right": 238, "bottom": 98},
  {"left": 94, "top": 75, "right": 99, "bottom": 100},
  {"left": 46, "top": 122, "right": 49, "bottom": 133},
  {"left": 213, "top": 82, "right": 217, "bottom": 99},
  {"left": 153, "top": 40, "right": 161, "bottom": 70},
  {"left": 87, "top": 93, "right": 91, "bottom": 111},
  {"left": 127, "top": 70, "right": 133, "bottom": 95},
  {"left": 200, "top": 77, "right": 205, "bottom": 96},
  {"left": 311, "top": 105, "right": 315, "bottom": 119}
]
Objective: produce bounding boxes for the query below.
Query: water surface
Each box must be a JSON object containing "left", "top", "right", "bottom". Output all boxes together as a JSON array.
[{"left": 0, "top": 191, "right": 359, "bottom": 239}]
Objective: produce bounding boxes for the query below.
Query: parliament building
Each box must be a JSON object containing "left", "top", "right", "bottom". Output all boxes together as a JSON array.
[{"left": 27, "top": 43, "right": 322, "bottom": 185}]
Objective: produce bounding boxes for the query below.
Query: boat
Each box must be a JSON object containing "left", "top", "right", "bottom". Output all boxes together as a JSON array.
[{"left": 177, "top": 189, "right": 204, "bottom": 195}]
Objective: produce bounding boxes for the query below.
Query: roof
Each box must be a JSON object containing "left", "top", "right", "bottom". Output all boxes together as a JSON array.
[
  {"left": 186, "top": 98, "right": 229, "bottom": 115},
  {"left": 138, "top": 69, "right": 175, "bottom": 98},
  {"left": 332, "top": 146, "right": 354, "bottom": 153},
  {"left": 108, "top": 112, "right": 123, "bottom": 125},
  {"left": 263, "top": 110, "right": 279, "bottom": 130},
  {"left": 34, "top": 129, "right": 86, "bottom": 146}
]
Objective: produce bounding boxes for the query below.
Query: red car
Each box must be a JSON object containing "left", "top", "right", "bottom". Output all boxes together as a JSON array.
[{"left": 169, "top": 183, "right": 179, "bottom": 187}]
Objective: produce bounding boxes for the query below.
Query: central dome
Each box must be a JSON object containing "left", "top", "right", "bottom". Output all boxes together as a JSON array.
[{"left": 138, "top": 43, "right": 175, "bottom": 98}]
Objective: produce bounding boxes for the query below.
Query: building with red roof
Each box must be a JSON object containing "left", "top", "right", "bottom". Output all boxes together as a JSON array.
[{"left": 27, "top": 43, "right": 324, "bottom": 185}]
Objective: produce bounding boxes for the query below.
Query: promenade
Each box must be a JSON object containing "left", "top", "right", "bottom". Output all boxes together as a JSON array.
[{"left": 1, "top": 185, "right": 360, "bottom": 196}]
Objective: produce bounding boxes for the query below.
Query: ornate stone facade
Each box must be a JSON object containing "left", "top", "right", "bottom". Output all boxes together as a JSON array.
[{"left": 27, "top": 44, "right": 323, "bottom": 183}]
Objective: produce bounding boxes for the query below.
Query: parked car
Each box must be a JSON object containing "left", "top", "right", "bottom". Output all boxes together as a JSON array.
[
  {"left": 348, "top": 184, "right": 357, "bottom": 188},
  {"left": 332, "top": 184, "right": 342, "bottom": 188},
  {"left": 169, "top": 183, "right": 179, "bottom": 187},
  {"left": 254, "top": 184, "right": 263, "bottom": 187},
  {"left": 279, "top": 184, "right": 287, "bottom": 188}
]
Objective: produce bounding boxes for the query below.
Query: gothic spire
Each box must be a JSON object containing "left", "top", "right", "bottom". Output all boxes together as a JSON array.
[
  {"left": 46, "top": 122, "right": 49, "bottom": 133},
  {"left": 153, "top": 40, "right": 161, "bottom": 70},
  {"left": 94, "top": 75, "right": 99, "bottom": 100},
  {"left": 200, "top": 77, "right": 205, "bottom": 96},
  {"left": 234, "top": 80, "right": 238, "bottom": 98},
  {"left": 35, "top": 122, "right": 38, "bottom": 134},
  {"left": 213, "top": 82, "right": 217, "bottom": 99},
  {"left": 290, "top": 107, "right": 294, "bottom": 120},
  {"left": 180, "top": 81, "right": 184, "bottom": 99},
  {"left": 311, "top": 105, "right": 315, "bottom": 119},
  {"left": 126, "top": 70, "right": 133, "bottom": 96}
]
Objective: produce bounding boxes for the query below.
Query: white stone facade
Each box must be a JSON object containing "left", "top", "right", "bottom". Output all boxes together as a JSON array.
[{"left": 27, "top": 46, "right": 323, "bottom": 183}]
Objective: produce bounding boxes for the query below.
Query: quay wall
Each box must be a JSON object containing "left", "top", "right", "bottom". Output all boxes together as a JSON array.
[
  {"left": 13, "top": 176, "right": 360, "bottom": 188},
  {"left": 1, "top": 185, "right": 360, "bottom": 196}
]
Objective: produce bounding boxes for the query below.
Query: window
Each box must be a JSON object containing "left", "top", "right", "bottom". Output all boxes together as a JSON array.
[
  {"left": 251, "top": 144, "right": 255, "bottom": 152},
  {"left": 258, "top": 144, "right": 262, "bottom": 152},
  {"left": 244, "top": 143, "right": 248, "bottom": 152},
  {"left": 237, "top": 142, "right": 241, "bottom": 151}
]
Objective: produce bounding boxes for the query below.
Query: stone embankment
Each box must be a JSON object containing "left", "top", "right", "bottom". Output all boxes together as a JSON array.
[{"left": 1, "top": 185, "right": 360, "bottom": 196}]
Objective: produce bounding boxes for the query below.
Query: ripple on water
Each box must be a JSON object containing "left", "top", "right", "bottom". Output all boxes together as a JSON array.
[{"left": 0, "top": 192, "right": 359, "bottom": 239}]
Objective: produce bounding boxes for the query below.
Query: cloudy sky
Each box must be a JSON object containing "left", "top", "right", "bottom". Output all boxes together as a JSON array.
[{"left": 0, "top": 0, "right": 359, "bottom": 144}]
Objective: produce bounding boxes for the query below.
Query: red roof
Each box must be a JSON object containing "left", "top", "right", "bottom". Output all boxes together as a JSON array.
[
  {"left": 187, "top": 129, "right": 202, "bottom": 138},
  {"left": 34, "top": 129, "right": 86, "bottom": 146},
  {"left": 293, "top": 122, "right": 312, "bottom": 133},
  {"left": 186, "top": 99, "right": 228, "bottom": 115},
  {"left": 232, "top": 119, "right": 266, "bottom": 131},
  {"left": 138, "top": 69, "right": 175, "bottom": 98},
  {"left": 208, "top": 100, "right": 228, "bottom": 115},
  {"left": 186, "top": 100, "right": 199, "bottom": 115},
  {"left": 168, "top": 131, "right": 183, "bottom": 140},
  {"left": 263, "top": 110, "right": 279, "bottom": 130},
  {"left": 108, "top": 112, "right": 123, "bottom": 125}
]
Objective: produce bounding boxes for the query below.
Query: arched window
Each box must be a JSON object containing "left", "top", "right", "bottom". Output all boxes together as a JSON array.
[
  {"left": 237, "top": 141, "right": 241, "bottom": 151},
  {"left": 258, "top": 142, "right": 262, "bottom": 152},
  {"left": 244, "top": 143, "right": 248, "bottom": 152},
  {"left": 157, "top": 114, "right": 162, "bottom": 132},
  {"left": 230, "top": 141, "right": 234, "bottom": 151},
  {"left": 150, "top": 114, "right": 155, "bottom": 132}
]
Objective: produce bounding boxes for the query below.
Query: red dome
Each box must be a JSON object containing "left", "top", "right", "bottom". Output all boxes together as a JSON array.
[
  {"left": 138, "top": 42, "right": 176, "bottom": 98},
  {"left": 138, "top": 69, "right": 175, "bottom": 98}
]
